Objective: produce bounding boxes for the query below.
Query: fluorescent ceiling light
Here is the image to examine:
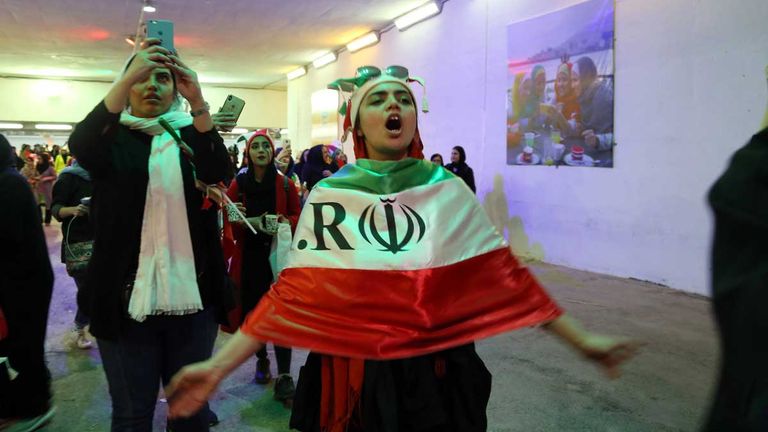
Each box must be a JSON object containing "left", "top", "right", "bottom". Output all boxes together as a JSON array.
[
  {"left": 395, "top": 1, "right": 441, "bottom": 31},
  {"left": 35, "top": 124, "right": 72, "bottom": 131},
  {"left": 143, "top": 1, "right": 156, "bottom": 13},
  {"left": 346, "top": 32, "right": 379, "bottom": 53},
  {"left": 230, "top": 128, "right": 249, "bottom": 134},
  {"left": 280, "top": 129, "right": 289, "bottom": 135},
  {"left": 287, "top": 66, "right": 307, "bottom": 80},
  {"left": 0, "top": 123, "right": 24, "bottom": 129},
  {"left": 312, "top": 52, "right": 337, "bottom": 69}
]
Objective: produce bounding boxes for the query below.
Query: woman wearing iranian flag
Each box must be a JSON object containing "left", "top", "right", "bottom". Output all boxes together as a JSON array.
[{"left": 167, "top": 66, "right": 638, "bottom": 431}]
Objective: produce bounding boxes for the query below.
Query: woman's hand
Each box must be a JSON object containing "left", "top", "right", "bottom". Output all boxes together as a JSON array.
[
  {"left": 59, "top": 204, "right": 89, "bottom": 218},
  {"left": 212, "top": 112, "right": 238, "bottom": 132},
  {"left": 166, "top": 54, "right": 204, "bottom": 105},
  {"left": 166, "top": 360, "right": 224, "bottom": 420},
  {"left": 322, "top": 170, "right": 333, "bottom": 177},
  {"left": 582, "top": 129, "right": 598, "bottom": 148},
  {"left": 576, "top": 334, "right": 641, "bottom": 379},
  {"left": 122, "top": 38, "right": 173, "bottom": 87}
]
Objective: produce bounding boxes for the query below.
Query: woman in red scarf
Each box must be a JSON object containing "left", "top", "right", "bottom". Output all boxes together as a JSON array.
[{"left": 221, "top": 129, "right": 301, "bottom": 404}]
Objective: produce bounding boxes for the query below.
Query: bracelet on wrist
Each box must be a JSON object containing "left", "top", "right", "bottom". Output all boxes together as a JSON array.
[{"left": 190, "top": 102, "right": 210, "bottom": 117}]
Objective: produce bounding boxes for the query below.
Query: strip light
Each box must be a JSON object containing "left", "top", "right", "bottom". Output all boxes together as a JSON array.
[
  {"left": 35, "top": 124, "right": 73, "bottom": 131},
  {"left": 287, "top": 66, "right": 307, "bottom": 80},
  {"left": 346, "top": 32, "right": 379, "bottom": 53},
  {"left": 312, "top": 52, "right": 337, "bottom": 69},
  {"left": 230, "top": 128, "right": 249, "bottom": 134},
  {"left": 0, "top": 123, "right": 24, "bottom": 129},
  {"left": 395, "top": 1, "right": 441, "bottom": 31}
]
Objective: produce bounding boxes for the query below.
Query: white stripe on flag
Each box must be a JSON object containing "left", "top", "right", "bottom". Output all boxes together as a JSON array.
[{"left": 286, "top": 177, "right": 507, "bottom": 271}]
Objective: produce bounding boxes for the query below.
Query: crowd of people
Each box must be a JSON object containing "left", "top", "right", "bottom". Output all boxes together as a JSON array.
[{"left": 0, "top": 33, "right": 761, "bottom": 432}]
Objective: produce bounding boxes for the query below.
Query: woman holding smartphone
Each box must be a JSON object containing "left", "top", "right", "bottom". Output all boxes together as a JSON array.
[
  {"left": 221, "top": 130, "right": 301, "bottom": 404},
  {"left": 68, "top": 38, "right": 230, "bottom": 432}
]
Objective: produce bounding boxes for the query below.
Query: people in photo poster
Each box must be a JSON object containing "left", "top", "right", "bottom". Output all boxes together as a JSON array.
[{"left": 506, "top": 0, "right": 614, "bottom": 167}]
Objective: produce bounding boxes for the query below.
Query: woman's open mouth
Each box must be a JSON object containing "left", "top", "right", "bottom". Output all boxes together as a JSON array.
[{"left": 385, "top": 114, "right": 402, "bottom": 135}]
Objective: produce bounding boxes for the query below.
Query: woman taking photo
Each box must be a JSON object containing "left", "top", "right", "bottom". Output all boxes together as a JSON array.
[{"left": 69, "top": 38, "right": 230, "bottom": 432}]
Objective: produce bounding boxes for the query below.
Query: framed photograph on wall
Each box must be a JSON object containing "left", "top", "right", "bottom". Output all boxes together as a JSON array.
[{"left": 506, "top": 0, "right": 615, "bottom": 168}]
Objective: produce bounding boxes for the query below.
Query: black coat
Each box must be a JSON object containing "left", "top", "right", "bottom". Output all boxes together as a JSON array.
[
  {"left": 704, "top": 127, "right": 768, "bottom": 431},
  {"left": 445, "top": 162, "right": 476, "bottom": 194},
  {"left": 69, "top": 102, "right": 232, "bottom": 340}
]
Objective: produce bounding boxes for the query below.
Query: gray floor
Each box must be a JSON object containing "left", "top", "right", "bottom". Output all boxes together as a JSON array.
[{"left": 39, "top": 222, "right": 718, "bottom": 431}]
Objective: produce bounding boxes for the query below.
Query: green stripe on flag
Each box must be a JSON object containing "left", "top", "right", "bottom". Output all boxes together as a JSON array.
[{"left": 317, "top": 158, "right": 455, "bottom": 194}]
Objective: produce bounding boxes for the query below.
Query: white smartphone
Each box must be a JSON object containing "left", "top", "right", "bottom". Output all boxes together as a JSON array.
[{"left": 145, "top": 19, "right": 175, "bottom": 54}]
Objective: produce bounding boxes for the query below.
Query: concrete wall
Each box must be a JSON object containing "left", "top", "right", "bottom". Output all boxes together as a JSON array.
[{"left": 287, "top": 0, "right": 768, "bottom": 295}]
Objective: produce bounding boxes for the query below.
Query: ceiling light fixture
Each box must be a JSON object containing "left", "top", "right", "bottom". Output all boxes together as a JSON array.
[
  {"left": 35, "top": 124, "right": 73, "bottom": 131},
  {"left": 230, "top": 128, "right": 249, "bottom": 134},
  {"left": 312, "top": 52, "right": 337, "bottom": 69},
  {"left": 287, "top": 66, "right": 307, "bottom": 80},
  {"left": 346, "top": 32, "right": 379, "bottom": 53},
  {"left": 395, "top": 1, "right": 442, "bottom": 31},
  {"left": 0, "top": 123, "right": 24, "bottom": 130},
  {"left": 142, "top": 1, "right": 156, "bottom": 13}
]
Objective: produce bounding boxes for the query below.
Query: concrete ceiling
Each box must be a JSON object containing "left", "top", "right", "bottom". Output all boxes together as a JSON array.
[{"left": 0, "top": 0, "right": 430, "bottom": 90}]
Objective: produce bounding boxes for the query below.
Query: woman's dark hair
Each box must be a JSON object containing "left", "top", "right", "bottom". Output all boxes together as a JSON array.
[
  {"left": 36, "top": 152, "right": 51, "bottom": 173},
  {"left": 576, "top": 56, "right": 598, "bottom": 82},
  {"left": 430, "top": 153, "right": 444, "bottom": 165},
  {"left": 452, "top": 146, "right": 467, "bottom": 164}
]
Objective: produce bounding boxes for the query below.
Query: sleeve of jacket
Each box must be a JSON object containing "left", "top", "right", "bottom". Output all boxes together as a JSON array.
[{"left": 68, "top": 101, "right": 120, "bottom": 177}]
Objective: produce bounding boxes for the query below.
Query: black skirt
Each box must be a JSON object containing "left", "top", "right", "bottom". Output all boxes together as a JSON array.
[{"left": 290, "top": 343, "right": 491, "bottom": 432}]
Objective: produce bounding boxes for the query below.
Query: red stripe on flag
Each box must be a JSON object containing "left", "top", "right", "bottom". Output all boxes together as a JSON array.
[{"left": 241, "top": 248, "right": 562, "bottom": 359}]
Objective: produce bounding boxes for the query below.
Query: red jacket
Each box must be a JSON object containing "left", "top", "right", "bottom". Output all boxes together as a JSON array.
[{"left": 221, "top": 172, "right": 301, "bottom": 332}]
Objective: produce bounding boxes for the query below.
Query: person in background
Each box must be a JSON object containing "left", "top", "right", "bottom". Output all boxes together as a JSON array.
[
  {"left": 301, "top": 144, "right": 334, "bottom": 193},
  {"left": 445, "top": 145, "right": 476, "bottom": 193},
  {"left": 430, "top": 153, "right": 444, "bottom": 166},
  {"left": 275, "top": 144, "right": 301, "bottom": 195},
  {"left": 50, "top": 144, "right": 61, "bottom": 162},
  {"left": 68, "top": 38, "right": 230, "bottom": 431},
  {"left": 20, "top": 156, "right": 37, "bottom": 183},
  {"left": 166, "top": 65, "right": 637, "bottom": 432},
  {"left": 574, "top": 56, "right": 613, "bottom": 151},
  {"left": 221, "top": 130, "right": 301, "bottom": 405},
  {"left": 703, "top": 69, "right": 768, "bottom": 431},
  {"left": 11, "top": 145, "right": 24, "bottom": 171},
  {"left": 51, "top": 160, "right": 94, "bottom": 350},
  {"left": 293, "top": 149, "right": 310, "bottom": 183},
  {"left": 20, "top": 144, "right": 32, "bottom": 160},
  {"left": 0, "top": 133, "right": 56, "bottom": 431},
  {"left": 34, "top": 153, "right": 57, "bottom": 226},
  {"left": 54, "top": 147, "right": 71, "bottom": 173}
]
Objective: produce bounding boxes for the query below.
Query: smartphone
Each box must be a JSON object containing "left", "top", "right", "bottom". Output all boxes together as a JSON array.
[
  {"left": 218, "top": 95, "right": 246, "bottom": 132},
  {"left": 145, "top": 19, "right": 175, "bottom": 54}
]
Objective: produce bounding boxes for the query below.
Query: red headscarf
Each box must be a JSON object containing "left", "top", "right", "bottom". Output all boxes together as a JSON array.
[{"left": 243, "top": 129, "right": 275, "bottom": 166}]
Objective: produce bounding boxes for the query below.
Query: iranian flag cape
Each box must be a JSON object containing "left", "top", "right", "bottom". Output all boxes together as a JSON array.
[{"left": 242, "top": 157, "right": 562, "bottom": 359}]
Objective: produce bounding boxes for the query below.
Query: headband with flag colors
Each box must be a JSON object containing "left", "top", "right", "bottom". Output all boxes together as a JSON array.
[{"left": 328, "top": 66, "right": 428, "bottom": 160}]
